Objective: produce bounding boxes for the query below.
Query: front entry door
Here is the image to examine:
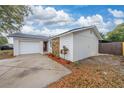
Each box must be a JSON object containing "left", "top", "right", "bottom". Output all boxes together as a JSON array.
[{"left": 43, "top": 41, "right": 48, "bottom": 52}]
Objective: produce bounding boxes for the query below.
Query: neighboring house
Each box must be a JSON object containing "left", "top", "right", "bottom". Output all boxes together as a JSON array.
[{"left": 8, "top": 26, "right": 102, "bottom": 62}]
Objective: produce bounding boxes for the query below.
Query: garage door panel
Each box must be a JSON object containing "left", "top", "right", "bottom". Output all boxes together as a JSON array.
[{"left": 20, "top": 42, "right": 41, "bottom": 54}]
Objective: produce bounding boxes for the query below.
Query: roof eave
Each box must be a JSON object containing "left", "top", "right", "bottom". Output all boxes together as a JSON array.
[
  {"left": 50, "top": 26, "right": 103, "bottom": 40},
  {"left": 93, "top": 26, "right": 103, "bottom": 40},
  {"left": 8, "top": 35, "right": 49, "bottom": 41}
]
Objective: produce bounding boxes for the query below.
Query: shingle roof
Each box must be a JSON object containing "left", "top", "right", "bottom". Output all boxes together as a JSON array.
[{"left": 8, "top": 32, "right": 49, "bottom": 41}]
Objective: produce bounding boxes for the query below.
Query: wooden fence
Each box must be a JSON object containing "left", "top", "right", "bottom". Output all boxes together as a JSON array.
[
  {"left": 122, "top": 42, "right": 124, "bottom": 56},
  {"left": 99, "top": 42, "right": 123, "bottom": 55}
]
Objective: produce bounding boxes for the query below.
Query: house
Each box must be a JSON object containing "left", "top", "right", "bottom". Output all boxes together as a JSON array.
[{"left": 9, "top": 26, "right": 102, "bottom": 62}]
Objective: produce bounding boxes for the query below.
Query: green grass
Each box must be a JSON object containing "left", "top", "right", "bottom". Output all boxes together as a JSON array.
[
  {"left": 0, "top": 50, "right": 12, "bottom": 52},
  {"left": 111, "top": 55, "right": 118, "bottom": 60},
  {"left": 74, "top": 61, "right": 80, "bottom": 66}
]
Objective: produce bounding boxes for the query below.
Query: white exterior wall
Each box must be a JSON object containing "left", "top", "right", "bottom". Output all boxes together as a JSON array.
[
  {"left": 40, "top": 41, "right": 43, "bottom": 54},
  {"left": 60, "top": 33, "right": 73, "bottom": 61},
  {"left": 48, "top": 40, "right": 52, "bottom": 53},
  {"left": 13, "top": 37, "right": 43, "bottom": 56},
  {"left": 73, "top": 29, "right": 99, "bottom": 62},
  {"left": 13, "top": 37, "right": 19, "bottom": 56}
]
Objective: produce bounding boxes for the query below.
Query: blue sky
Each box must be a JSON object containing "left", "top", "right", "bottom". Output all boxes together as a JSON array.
[
  {"left": 52, "top": 5, "right": 124, "bottom": 19},
  {"left": 21, "top": 5, "right": 124, "bottom": 36}
]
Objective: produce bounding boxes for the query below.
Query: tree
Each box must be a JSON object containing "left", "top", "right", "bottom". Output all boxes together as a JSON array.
[
  {"left": 0, "top": 5, "right": 31, "bottom": 34},
  {"left": 106, "top": 23, "right": 124, "bottom": 41},
  {"left": 0, "top": 36, "right": 8, "bottom": 45}
]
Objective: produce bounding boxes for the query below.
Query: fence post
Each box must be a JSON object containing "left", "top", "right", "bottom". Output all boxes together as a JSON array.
[{"left": 122, "top": 42, "right": 124, "bottom": 56}]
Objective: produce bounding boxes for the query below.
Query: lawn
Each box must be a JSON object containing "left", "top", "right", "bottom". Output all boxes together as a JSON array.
[
  {"left": 48, "top": 55, "right": 124, "bottom": 88},
  {"left": 0, "top": 50, "right": 14, "bottom": 59}
]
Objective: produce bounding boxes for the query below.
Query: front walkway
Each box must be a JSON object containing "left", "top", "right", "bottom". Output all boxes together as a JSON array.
[{"left": 0, "top": 54, "right": 71, "bottom": 88}]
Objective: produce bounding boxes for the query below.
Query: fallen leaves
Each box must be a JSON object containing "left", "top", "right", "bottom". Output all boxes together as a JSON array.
[{"left": 48, "top": 55, "right": 124, "bottom": 88}]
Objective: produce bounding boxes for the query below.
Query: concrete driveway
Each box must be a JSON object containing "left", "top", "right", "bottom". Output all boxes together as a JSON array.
[{"left": 0, "top": 54, "right": 71, "bottom": 88}]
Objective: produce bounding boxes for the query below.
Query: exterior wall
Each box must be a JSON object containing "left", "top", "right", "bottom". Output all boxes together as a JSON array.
[
  {"left": 40, "top": 41, "right": 43, "bottom": 54},
  {"left": 13, "top": 37, "right": 19, "bottom": 56},
  {"left": 50, "top": 30, "right": 98, "bottom": 62},
  {"left": 13, "top": 37, "right": 43, "bottom": 56},
  {"left": 60, "top": 33, "right": 73, "bottom": 61},
  {"left": 73, "top": 29, "right": 99, "bottom": 62},
  {"left": 48, "top": 40, "right": 52, "bottom": 53}
]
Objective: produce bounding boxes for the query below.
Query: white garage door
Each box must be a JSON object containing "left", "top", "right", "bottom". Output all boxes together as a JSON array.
[{"left": 20, "top": 41, "right": 41, "bottom": 54}]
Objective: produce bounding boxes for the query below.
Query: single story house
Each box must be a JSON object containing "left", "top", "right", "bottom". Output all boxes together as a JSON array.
[{"left": 9, "top": 26, "right": 102, "bottom": 62}]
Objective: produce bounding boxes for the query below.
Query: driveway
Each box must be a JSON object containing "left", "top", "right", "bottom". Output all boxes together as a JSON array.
[{"left": 0, "top": 54, "right": 71, "bottom": 88}]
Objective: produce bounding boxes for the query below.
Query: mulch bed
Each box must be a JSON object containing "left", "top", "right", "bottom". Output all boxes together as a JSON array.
[
  {"left": 48, "top": 55, "right": 124, "bottom": 88},
  {"left": 47, "top": 53, "right": 71, "bottom": 65}
]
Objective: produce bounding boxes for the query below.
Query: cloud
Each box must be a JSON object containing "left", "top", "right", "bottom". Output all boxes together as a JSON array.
[
  {"left": 22, "top": 6, "right": 119, "bottom": 36},
  {"left": 39, "top": 27, "right": 69, "bottom": 36},
  {"left": 22, "top": 6, "right": 74, "bottom": 36},
  {"left": 26, "top": 6, "right": 73, "bottom": 27},
  {"left": 76, "top": 14, "right": 113, "bottom": 33},
  {"left": 6, "top": 6, "right": 124, "bottom": 44},
  {"left": 114, "top": 19, "right": 124, "bottom": 25},
  {"left": 108, "top": 8, "right": 124, "bottom": 18},
  {"left": 21, "top": 25, "right": 34, "bottom": 33},
  {"left": 21, "top": 25, "right": 69, "bottom": 36}
]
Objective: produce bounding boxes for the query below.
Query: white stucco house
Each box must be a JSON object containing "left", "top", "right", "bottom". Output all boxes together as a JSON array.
[{"left": 9, "top": 26, "right": 102, "bottom": 62}]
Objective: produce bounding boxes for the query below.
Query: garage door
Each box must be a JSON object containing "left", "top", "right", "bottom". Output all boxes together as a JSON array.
[{"left": 20, "top": 41, "right": 41, "bottom": 54}]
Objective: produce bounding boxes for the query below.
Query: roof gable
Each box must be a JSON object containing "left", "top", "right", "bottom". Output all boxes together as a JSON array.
[{"left": 51, "top": 26, "right": 102, "bottom": 40}]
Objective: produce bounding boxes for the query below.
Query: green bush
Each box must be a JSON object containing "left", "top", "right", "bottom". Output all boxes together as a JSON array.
[{"left": 52, "top": 51, "right": 59, "bottom": 57}]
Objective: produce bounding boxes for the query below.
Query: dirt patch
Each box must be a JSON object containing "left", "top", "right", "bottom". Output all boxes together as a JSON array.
[
  {"left": 48, "top": 55, "right": 124, "bottom": 88},
  {"left": 0, "top": 50, "right": 14, "bottom": 59}
]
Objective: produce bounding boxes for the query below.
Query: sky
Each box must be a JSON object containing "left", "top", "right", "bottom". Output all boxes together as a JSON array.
[{"left": 20, "top": 5, "right": 124, "bottom": 36}]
